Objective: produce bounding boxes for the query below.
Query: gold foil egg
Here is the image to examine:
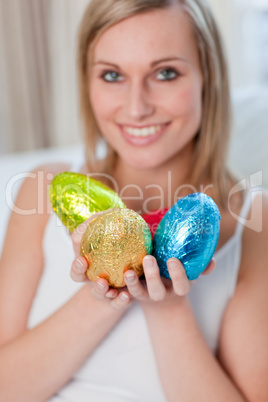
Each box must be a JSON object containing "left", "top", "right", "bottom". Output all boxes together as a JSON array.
[
  {"left": 49, "top": 172, "right": 126, "bottom": 232},
  {"left": 80, "top": 208, "right": 153, "bottom": 288}
]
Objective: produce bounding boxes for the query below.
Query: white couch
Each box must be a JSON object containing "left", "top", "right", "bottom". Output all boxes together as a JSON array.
[{"left": 1, "top": 86, "right": 268, "bottom": 254}]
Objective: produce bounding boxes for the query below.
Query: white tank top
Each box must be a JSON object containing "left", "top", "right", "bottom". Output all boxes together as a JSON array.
[{"left": 28, "top": 160, "right": 258, "bottom": 402}]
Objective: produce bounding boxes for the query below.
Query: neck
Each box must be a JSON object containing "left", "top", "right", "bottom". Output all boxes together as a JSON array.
[{"left": 112, "top": 141, "right": 198, "bottom": 214}]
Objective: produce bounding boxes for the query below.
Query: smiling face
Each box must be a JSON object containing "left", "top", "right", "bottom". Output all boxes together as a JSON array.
[{"left": 88, "top": 5, "right": 203, "bottom": 170}]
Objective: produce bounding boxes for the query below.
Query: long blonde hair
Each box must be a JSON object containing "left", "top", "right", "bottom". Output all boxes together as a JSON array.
[{"left": 77, "top": 0, "right": 233, "bottom": 206}]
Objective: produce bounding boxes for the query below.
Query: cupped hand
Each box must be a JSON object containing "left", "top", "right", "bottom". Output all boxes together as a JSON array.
[
  {"left": 70, "top": 212, "right": 132, "bottom": 310},
  {"left": 123, "top": 256, "right": 216, "bottom": 305},
  {"left": 70, "top": 214, "right": 215, "bottom": 308},
  {"left": 70, "top": 212, "right": 103, "bottom": 283}
]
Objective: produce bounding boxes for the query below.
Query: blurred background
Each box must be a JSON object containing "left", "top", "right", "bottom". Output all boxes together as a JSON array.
[
  {"left": 0, "top": 0, "right": 267, "bottom": 155},
  {"left": 1, "top": 0, "right": 268, "bottom": 250}
]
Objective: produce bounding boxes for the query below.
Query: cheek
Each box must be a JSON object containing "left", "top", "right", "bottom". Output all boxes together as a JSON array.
[
  {"left": 89, "top": 83, "right": 118, "bottom": 122},
  {"left": 165, "top": 80, "right": 202, "bottom": 119}
]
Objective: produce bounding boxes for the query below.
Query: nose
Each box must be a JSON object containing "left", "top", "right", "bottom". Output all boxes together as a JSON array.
[{"left": 124, "top": 81, "right": 155, "bottom": 121}]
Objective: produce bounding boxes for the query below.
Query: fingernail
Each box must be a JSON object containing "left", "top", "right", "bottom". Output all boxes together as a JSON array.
[
  {"left": 75, "top": 258, "right": 86, "bottom": 270},
  {"left": 120, "top": 293, "right": 129, "bottom": 301},
  {"left": 106, "top": 290, "right": 116, "bottom": 298},
  {"left": 125, "top": 271, "right": 135, "bottom": 282},
  {"left": 97, "top": 282, "right": 105, "bottom": 291},
  {"left": 144, "top": 257, "right": 154, "bottom": 270},
  {"left": 168, "top": 259, "right": 178, "bottom": 269},
  {"left": 72, "top": 232, "right": 80, "bottom": 243}
]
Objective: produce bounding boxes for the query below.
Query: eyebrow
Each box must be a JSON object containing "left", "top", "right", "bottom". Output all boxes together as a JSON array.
[
  {"left": 151, "top": 57, "right": 188, "bottom": 66},
  {"left": 93, "top": 57, "right": 188, "bottom": 68}
]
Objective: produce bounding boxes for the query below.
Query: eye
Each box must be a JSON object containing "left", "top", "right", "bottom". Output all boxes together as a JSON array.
[
  {"left": 156, "top": 68, "right": 178, "bottom": 81},
  {"left": 101, "top": 71, "right": 124, "bottom": 82}
]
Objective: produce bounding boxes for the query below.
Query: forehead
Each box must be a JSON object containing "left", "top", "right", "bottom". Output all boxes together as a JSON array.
[{"left": 91, "top": 6, "right": 199, "bottom": 67}]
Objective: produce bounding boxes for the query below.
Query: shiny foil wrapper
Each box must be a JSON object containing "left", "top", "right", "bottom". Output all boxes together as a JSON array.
[
  {"left": 80, "top": 208, "right": 153, "bottom": 288},
  {"left": 153, "top": 193, "right": 221, "bottom": 280},
  {"left": 141, "top": 208, "right": 169, "bottom": 238},
  {"left": 49, "top": 172, "right": 126, "bottom": 232}
]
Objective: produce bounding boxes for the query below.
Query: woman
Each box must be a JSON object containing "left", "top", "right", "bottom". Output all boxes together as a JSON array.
[{"left": 0, "top": 0, "right": 267, "bottom": 401}]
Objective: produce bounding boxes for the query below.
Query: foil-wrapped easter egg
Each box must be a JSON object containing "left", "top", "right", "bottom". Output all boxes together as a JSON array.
[
  {"left": 141, "top": 208, "right": 169, "bottom": 238},
  {"left": 49, "top": 172, "right": 126, "bottom": 232},
  {"left": 153, "top": 193, "right": 221, "bottom": 280},
  {"left": 80, "top": 207, "right": 153, "bottom": 288}
]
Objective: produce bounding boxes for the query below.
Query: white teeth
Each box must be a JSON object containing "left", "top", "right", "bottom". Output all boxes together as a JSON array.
[{"left": 123, "top": 125, "right": 163, "bottom": 137}]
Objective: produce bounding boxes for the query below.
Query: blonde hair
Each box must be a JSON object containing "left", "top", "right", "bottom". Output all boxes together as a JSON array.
[{"left": 77, "top": 0, "right": 233, "bottom": 206}]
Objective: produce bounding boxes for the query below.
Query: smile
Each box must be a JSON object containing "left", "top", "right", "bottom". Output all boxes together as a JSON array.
[
  {"left": 122, "top": 124, "right": 166, "bottom": 137},
  {"left": 118, "top": 123, "right": 170, "bottom": 147}
]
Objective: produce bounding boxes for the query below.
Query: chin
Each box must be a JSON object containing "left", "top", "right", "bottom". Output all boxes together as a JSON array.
[{"left": 122, "top": 153, "right": 163, "bottom": 171}]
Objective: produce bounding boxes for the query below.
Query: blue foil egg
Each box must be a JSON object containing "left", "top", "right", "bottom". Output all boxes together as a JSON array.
[{"left": 152, "top": 193, "right": 221, "bottom": 280}]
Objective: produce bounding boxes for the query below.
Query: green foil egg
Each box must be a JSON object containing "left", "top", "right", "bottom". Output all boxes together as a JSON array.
[{"left": 49, "top": 172, "right": 126, "bottom": 232}]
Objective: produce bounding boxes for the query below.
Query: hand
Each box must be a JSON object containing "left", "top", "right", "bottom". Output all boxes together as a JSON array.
[
  {"left": 70, "top": 213, "right": 215, "bottom": 309},
  {"left": 123, "top": 256, "right": 216, "bottom": 306},
  {"left": 70, "top": 212, "right": 132, "bottom": 310}
]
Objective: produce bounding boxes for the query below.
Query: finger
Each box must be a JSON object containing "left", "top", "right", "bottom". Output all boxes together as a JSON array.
[
  {"left": 91, "top": 278, "right": 110, "bottom": 300},
  {"left": 202, "top": 258, "right": 216, "bottom": 275},
  {"left": 71, "top": 220, "right": 91, "bottom": 256},
  {"left": 143, "top": 256, "right": 166, "bottom": 302},
  {"left": 167, "top": 258, "right": 190, "bottom": 296},
  {"left": 105, "top": 288, "right": 119, "bottom": 298},
  {"left": 110, "top": 291, "right": 132, "bottom": 310},
  {"left": 71, "top": 212, "right": 104, "bottom": 256},
  {"left": 124, "top": 270, "right": 148, "bottom": 300},
  {"left": 70, "top": 257, "right": 89, "bottom": 282}
]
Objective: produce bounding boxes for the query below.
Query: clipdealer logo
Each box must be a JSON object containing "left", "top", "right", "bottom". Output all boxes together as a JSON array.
[
  {"left": 5, "top": 169, "right": 264, "bottom": 233},
  {"left": 228, "top": 171, "right": 263, "bottom": 233}
]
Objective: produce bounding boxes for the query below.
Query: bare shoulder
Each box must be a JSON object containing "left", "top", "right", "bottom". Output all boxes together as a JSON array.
[
  {"left": 238, "top": 188, "right": 268, "bottom": 281},
  {"left": 4, "top": 162, "right": 71, "bottom": 233},
  {"left": 217, "top": 189, "right": 268, "bottom": 401},
  {"left": 1, "top": 161, "right": 71, "bottom": 250},
  {"left": 0, "top": 162, "right": 71, "bottom": 346}
]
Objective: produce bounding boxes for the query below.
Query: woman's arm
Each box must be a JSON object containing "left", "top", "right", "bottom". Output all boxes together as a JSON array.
[
  {"left": 0, "top": 164, "right": 130, "bottom": 401},
  {"left": 137, "top": 263, "right": 247, "bottom": 402},
  {"left": 136, "top": 192, "right": 268, "bottom": 402},
  {"left": 0, "top": 284, "right": 129, "bottom": 402},
  {"left": 141, "top": 296, "right": 246, "bottom": 402},
  {"left": 217, "top": 191, "right": 268, "bottom": 401}
]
